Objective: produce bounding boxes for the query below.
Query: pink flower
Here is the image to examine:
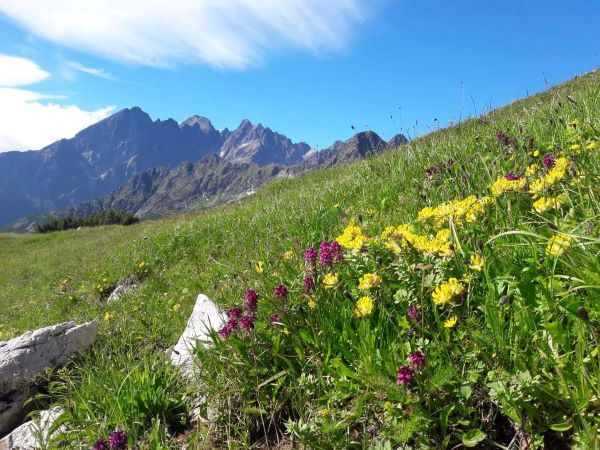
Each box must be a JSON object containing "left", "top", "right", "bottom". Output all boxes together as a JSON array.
[
  {"left": 407, "top": 351, "right": 426, "bottom": 368},
  {"left": 270, "top": 313, "right": 281, "bottom": 324},
  {"left": 244, "top": 290, "right": 259, "bottom": 311},
  {"left": 274, "top": 284, "right": 288, "bottom": 299},
  {"left": 228, "top": 307, "right": 243, "bottom": 321},
  {"left": 396, "top": 365, "right": 415, "bottom": 385},
  {"left": 543, "top": 153, "right": 556, "bottom": 169},
  {"left": 303, "top": 277, "right": 315, "bottom": 293},
  {"left": 504, "top": 172, "right": 521, "bottom": 181},
  {"left": 304, "top": 247, "right": 317, "bottom": 266},
  {"left": 218, "top": 319, "right": 238, "bottom": 338},
  {"left": 407, "top": 304, "right": 421, "bottom": 321},
  {"left": 239, "top": 315, "right": 255, "bottom": 330}
]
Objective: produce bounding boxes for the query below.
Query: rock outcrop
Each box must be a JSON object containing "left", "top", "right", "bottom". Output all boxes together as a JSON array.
[
  {"left": 0, "top": 321, "right": 98, "bottom": 437},
  {"left": 0, "top": 407, "right": 64, "bottom": 450},
  {"left": 170, "top": 294, "right": 224, "bottom": 377}
]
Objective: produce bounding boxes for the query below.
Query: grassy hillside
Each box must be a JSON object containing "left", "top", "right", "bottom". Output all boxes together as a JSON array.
[{"left": 1, "top": 70, "right": 599, "bottom": 449}]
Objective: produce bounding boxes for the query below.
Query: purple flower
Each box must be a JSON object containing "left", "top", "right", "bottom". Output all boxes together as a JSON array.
[
  {"left": 92, "top": 439, "right": 109, "bottom": 450},
  {"left": 407, "top": 351, "right": 426, "bottom": 368},
  {"left": 244, "top": 290, "right": 259, "bottom": 311},
  {"left": 425, "top": 166, "right": 439, "bottom": 177},
  {"left": 304, "top": 247, "right": 317, "bottom": 266},
  {"left": 303, "top": 277, "right": 315, "bottom": 293},
  {"left": 218, "top": 319, "right": 238, "bottom": 339},
  {"left": 228, "top": 307, "right": 243, "bottom": 321},
  {"left": 240, "top": 315, "right": 255, "bottom": 330},
  {"left": 319, "top": 241, "right": 334, "bottom": 267},
  {"left": 270, "top": 313, "right": 280, "bottom": 324},
  {"left": 407, "top": 304, "right": 421, "bottom": 321},
  {"left": 108, "top": 429, "right": 127, "bottom": 450},
  {"left": 504, "top": 172, "right": 521, "bottom": 181},
  {"left": 396, "top": 365, "right": 415, "bottom": 385},
  {"left": 331, "top": 241, "right": 344, "bottom": 262},
  {"left": 496, "top": 131, "right": 517, "bottom": 148},
  {"left": 543, "top": 153, "right": 556, "bottom": 170},
  {"left": 274, "top": 284, "right": 288, "bottom": 299}
]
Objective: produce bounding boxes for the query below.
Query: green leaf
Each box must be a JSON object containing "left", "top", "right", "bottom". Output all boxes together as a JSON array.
[
  {"left": 298, "top": 328, "right": 313, "bottom": 345},
  {"left": 549, "top": 420, "right": 572, "bottom": 432},
  {"left": 460, "top": 385, "right": 472, "bottom": 400},
  {"left": 439, "top": 405, "right": 454, "bottom": 436},
  {"left": 462, "top": 429, "right": 487, "bottom": 447}
]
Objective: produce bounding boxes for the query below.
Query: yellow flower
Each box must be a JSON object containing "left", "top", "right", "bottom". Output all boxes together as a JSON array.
[
  {"left": 432, "top": 278, "right": 464, "bottom": 306},
  {"left": 569, "top": 144, "right": 581, "bottom": 151},
  {"left": 444, "top": 316, "right": 458, "bottom": 328},
  {"left": 358, "top": 273, "right": 382, "bottom": 290},
  {"left": 586, "top": 140, "right": 598, "bottom": 150},
  {"left": 532, "top": 193, "right": 568, "bottom": 213},
  {"left": 533, "top": 150, "right": 540, "bottom": 157},
  {"left": 255, "top": 261, "right": 264, "bottom": 273},
  {"left": 354, "top": 296, "right": 374, "bottom": 317},
  {"left": 283, "top": 250, "right": 294, "bottom": 260},
  {"left": 383, "top": 401, "right": 393, "bottom": 411},
  {"left": 173, "top": 303, "right": 181, "bottom": 312},
  {"left": 469, "top": 254, "right": 485, "bottom": 271},
  {"left": 138, "top": 261, "right": 146, "bottom": 269},
  {"left": 320, "top": 408, "right": 330, "bottom": 417},
  {"left": 525, "top": 164, "right": 540, "bottom": 177},
  {"left": 568, "top": 119, "right": 580, "bottom": 128},
  {"left": 491, "top": 176, "right": 527, "bottom": 196},
  {"left": 546, "top": 233, "right": 573, "bottom": 257},
  {"left": 336, "top": 223, "right": 367, "bottom": 250},
  {"left": 103, "top": 311, "right": 116, "bottom": 321},
  {"left": 529, "top": 157, "right": 569, "bottom": 195},
  {"left": 322, "top": 273, "right": 339, "bottom": 289},
  {"left": 308, "top": 298, "right": 317, "bottom": 309}
]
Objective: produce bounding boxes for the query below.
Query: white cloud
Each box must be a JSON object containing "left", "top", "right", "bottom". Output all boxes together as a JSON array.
[
  {"left": 0, "top": 0, "right": 370, "bottom": 69},
  {"left": 0, "top": 53, "right": 50, "bottom": 86},
  {"left": 66, "top": 61, "right": 115, "bottom": 80},
  {"left": 0, "top": 54, "right": 115, "bottom": 152}
]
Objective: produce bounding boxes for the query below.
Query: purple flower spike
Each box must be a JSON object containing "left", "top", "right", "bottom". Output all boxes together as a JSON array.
[
  {"left": 304, "top": 247, "right": 317, "bottom": 266},
  {"left": 396, "top": 365, "right": 415, "bottom": 385},
  {"left": 303, "top": 277, "right": 315, "bottom": 293},
  {"left": 244, "top": 290, "right": 259, "bottom": 311},
  {"left": 218, "top": 319, "right": 238, "bottom": 339},
  {"left": 543, "top": 153, "right": 556, "bottom": 169},
  {"left": 274, "top": 284, "right": 288, "bottom": 299},
  {"left": 228, "top": 307, "right": 243, "bottom": 321},
  {"left": 92, "top": 439, "right": 109, "bottom": 450},
  {"left": 240, "top": 315, "right": 255, "bottom": 330},
  {"left": 407, "top": 351, "right": 426, "bottom": 368},
  {"left": 270, "top": 313, "right": 280, "bottom": 324},
  {"left": 504, "top": 172, "right": 521, "bottom": 181},
  {"left": 108, "top": 429, "right": 127, "bottom": 450},
  {"left": 407, "top": 304, "right": 421, "bottom": 321}
]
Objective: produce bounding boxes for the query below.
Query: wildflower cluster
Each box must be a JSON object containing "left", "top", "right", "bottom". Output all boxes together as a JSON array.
[
  {"left": 92, "top": 429, "right": 127, "bottom": 450},
  {"left": 418, "top": 195, "right": 493, "bottom": 227},
  {"left": 218, "top": 290, "right": 259, "bottom": 338}
]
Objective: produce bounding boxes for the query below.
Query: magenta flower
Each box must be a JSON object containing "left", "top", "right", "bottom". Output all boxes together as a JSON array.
[
  {"left": 228, "top": 307, "right": 243, "bottom": 321},
  {"left": 303, "top": 277, "right": 315, "bottom": 293},
  {"left": 496, "top": 131, "right": 516, "bottom": 147},
  {"left": 407, "top": 351, "right": 426, "bottom": 368},
  {"left": 240, "top": 315, "right": 255, "bottom": 330},
  {"left": 218, "top": 319, "right": 238, "bottom": 339},
  {"left": 270, "top": 313, "right": 280, "bottom": 324},
  {"left": 92, "top": 439, "right": 109, "bottom": 450},
  {"left": 319, "top": 241, "right": 334, "bottom": 267},
  {"left": 304, "top": 247, "right": 317, "bottom": 266},
  {"left": 543, "top": 153, "right": 556, "bottom": 169},
  {"left": 407, "top": 304, "right": 421, "bottom": 321},
  {"left": 244, "top": 290, "right": 259, "bottom": 311},
  {"left": 396, "top": 365, "right": 415, "bottom": 385},
  {"left": 274, "top": 284, "right": 288, "bottom": 299},
  {"left": 331, "top": 241, "right": 344, "bottom": 262},
  {"left": 108, "top": 429, "right": 127, "bottom": 450},
  {"left": 504, "top": 172, "right": 521, "bottom": 181}
]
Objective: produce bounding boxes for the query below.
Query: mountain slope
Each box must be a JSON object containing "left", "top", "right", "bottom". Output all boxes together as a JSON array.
[{"left": 0, "top": 109, "right": 314, "bottom": 225}]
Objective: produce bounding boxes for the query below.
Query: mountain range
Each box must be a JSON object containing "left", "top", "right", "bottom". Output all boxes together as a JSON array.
[{"left": 0, "top": 108, "right": 407, "bottom": 231}]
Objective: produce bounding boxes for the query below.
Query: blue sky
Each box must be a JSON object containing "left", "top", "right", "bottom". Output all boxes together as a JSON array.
[{"left": 0, "top": 0, "right": 598, "bottom": 152}]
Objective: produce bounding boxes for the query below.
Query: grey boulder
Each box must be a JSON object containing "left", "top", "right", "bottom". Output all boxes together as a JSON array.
[{"left": 0, "top": 321, "right": 98, "bottom": 437}]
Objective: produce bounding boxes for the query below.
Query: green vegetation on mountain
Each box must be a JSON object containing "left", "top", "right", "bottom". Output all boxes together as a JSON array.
[{"left": 0, "top": 70, "right": 599, "bottom": 449}]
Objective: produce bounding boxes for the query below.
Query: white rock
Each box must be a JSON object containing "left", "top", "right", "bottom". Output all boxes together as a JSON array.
[
  {"left": 0, "top": 321, "right": 98, "bottom": 437},
  {"left": 170, "top": 294, "right": 224, "bottom": 377},
  {"left": 0, "top": 407, "right": 64, "bottom": 450},
  {"left": 107, "top": 276, "right": 140, "bottom": 304}
]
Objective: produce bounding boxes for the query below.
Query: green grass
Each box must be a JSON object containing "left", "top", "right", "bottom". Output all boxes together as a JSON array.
[{"left": 1, "top": 69, "right": 599, "bottom": 449}]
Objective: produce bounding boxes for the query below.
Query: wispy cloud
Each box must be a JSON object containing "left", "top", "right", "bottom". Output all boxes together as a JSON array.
[
  {"left": 0, "top": 0, "right": 371, "bottom": 69},
  {"left": 0, "top": 53, "right": 114, "bottom": 152},
  {"left": 66, "top": 60, "right": 116, "bottom": 80}
]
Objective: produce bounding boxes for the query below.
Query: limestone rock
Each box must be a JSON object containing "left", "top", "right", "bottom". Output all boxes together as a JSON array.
[
  {"left": 0, "top": 407, "right": 64, "bottom": 450},
  {"left": 107, "top": 275, "right": 140, "bottom": 304},
  {"left": 0, "top": 321, "right": 98, "bottom": 437},
  {"left": 170, "top": 294, "right": 224, "bottom": 377}
]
